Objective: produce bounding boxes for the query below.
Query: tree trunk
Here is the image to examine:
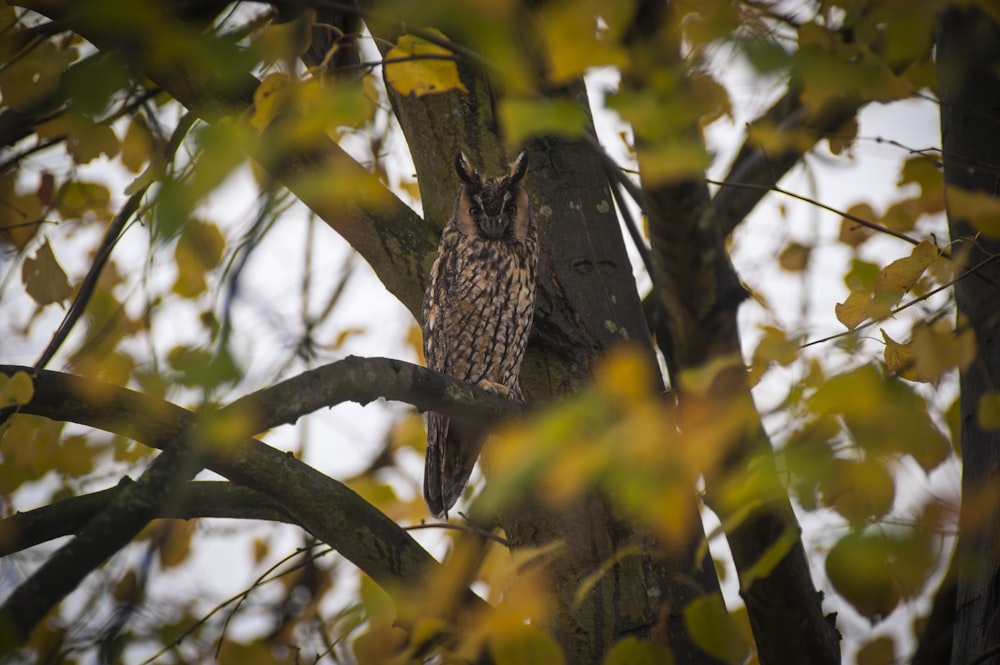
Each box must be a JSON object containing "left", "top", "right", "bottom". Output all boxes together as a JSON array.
[
  {"left": 937, "top": 8, "right": 1000, "bottom": 665},
  {"left": 368, "top": 21, "right": 724, "bottom": 663}
]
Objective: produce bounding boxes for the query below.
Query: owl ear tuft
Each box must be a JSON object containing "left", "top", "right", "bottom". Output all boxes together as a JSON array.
[
  {"left": 455, "top": 152, "right": 478, "bottom": 186},
  {"left": 507, "top": 150, "right": 528, "bottom": 185},
  {"left": 508, "top": 151, "right": 528, "bottom": 184}
]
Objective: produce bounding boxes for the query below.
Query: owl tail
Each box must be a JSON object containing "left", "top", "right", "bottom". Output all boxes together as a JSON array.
[{"left": 424, "top": 412, "right": 480, "bottom": 518}]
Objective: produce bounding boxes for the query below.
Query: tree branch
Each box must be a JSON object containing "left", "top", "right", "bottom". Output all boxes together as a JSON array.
[
  {"left": 0, "top": 423, "right": 204, "bottom": 646},
  {"left": 708, "top": 83, "right": 864, "bottom": 238},
  {"left": 0, "top": 480, "right": 296, "bottom": 557},
  {"left": 0, "top": 357, "right": 507, "bottom": 646}
]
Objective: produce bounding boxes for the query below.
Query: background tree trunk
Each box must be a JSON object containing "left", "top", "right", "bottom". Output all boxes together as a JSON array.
[{"left": 937, "top": 7, "right": 1000, "bottom": 665}]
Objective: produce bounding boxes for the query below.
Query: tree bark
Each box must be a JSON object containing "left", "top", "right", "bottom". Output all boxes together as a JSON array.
[
  {"left": 367, "top": 16, "right": 724, "bottom": 663},
  {"left": 937, "top": 8, "right": 1000, "bottom": 665}
]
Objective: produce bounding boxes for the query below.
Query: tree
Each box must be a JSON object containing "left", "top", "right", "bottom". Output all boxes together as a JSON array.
[{"left": 0, "top": 1, "right": 996, "bottom": 663}]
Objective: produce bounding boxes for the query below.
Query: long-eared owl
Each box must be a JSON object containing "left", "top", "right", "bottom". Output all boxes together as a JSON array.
[{"left": 422, "top": 151, "right": 538, "bottom": 518}]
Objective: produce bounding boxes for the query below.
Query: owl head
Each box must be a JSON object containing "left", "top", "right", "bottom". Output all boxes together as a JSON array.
[{"left": 454, "top": 151, "right": 530, "bottom": 242}]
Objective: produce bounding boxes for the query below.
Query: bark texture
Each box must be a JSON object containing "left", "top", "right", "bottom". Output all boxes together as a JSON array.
[{"left": 937, "top": 8, "right": 1000, "bottom": 665}]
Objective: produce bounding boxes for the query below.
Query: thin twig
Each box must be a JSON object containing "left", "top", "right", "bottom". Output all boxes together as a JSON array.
[
  {"left": 32, "top": 112, "right": 197, "bottom": 370},
  {"left": 405, "top": 521, "right": 510, "bottom": 547},
  {"left": 705, "top": 177, "right": 926, "bottom": 248},
  {"left": 800, "top": 252, "right": 1000, "bottom": 349}
]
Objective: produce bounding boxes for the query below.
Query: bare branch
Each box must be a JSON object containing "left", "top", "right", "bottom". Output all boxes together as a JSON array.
[
  {"left": 0, "top": 480, "right": 296, "bottom": 556},
  {"left": 0, "top": 357, "right": 504, "bottom": 648},
  {"left": 709, "top": 84, "right": 865, "bottom": 237}
]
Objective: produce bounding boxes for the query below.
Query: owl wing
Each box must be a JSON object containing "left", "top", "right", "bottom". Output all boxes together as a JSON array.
[{"left": 422, "top": 247, "right": 471, "bottom": 517}]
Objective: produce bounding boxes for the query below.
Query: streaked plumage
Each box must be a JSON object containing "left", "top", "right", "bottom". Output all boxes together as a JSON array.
[{"left": 422, "top": 151, "right": 538, "bottom": 517}]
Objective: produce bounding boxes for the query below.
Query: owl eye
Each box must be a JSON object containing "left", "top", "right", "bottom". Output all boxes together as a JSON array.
[
  {"left": 469, "top": 206, "right": 477, "bottom": 216},
  {"left": 506, "top": 203, "right": 517, "bottom": 214}
]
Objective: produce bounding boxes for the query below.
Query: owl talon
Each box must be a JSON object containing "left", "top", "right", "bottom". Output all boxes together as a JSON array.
[{"left": 476, "top": 379, "right": 511, "bottom": 397}]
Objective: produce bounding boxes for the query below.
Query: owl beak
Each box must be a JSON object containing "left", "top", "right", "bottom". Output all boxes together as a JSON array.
[{"left": 480, "top": 216, "right": 507, "bottom": 240}]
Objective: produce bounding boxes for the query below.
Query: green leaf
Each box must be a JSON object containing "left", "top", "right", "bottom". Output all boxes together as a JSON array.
[
  {"left": 55, "top": 181, "right": 112, "bottom": 219},
  {"left": 740, "top": 525, "right": 798, "bottom": 589},
  {"left": 825, "top": 533, "right": 900, "bottom": 621},
  {"left": 384, "top": 31, "right": 466, "bottom": 96},
  {"left": 809, "top": 365, "right": 950, "bottom": 471},
  {"left": 22, "top": 240, "right": 72, "bottom": 306},
  {"left": 167, "top": 345, "right": 240, "bottom": 389},
  {"left": 683, "top": 594, "right": 749, "bottom": 665},
  {"left": 818, "top": 458, "right": 895, "bottom": 524},
  {"left": 603, "top": 637, "right": 674, "bottom": 665},
  {"left": 489, "top": 624, "right": 565, "bottom": 665},
  {"left": 498, "top": 97, "right": 589, "bottom": 148}
]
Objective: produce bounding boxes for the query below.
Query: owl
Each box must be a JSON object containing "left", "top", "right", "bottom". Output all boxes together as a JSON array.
[{"left": 422, "top": 151, "right": 538, "bottom": 518}]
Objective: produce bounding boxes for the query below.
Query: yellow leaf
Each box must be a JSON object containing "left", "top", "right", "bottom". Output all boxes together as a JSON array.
[
  {"left": 255, "top": 16, "right": 313, "bottom": 65},
  {"left": 156, "top": 520, "right": 196, "bottom": 569},
  {"left": 36, "top": 114, "right": 120, "bottom": 165},
  {"left": 747, "top": 122, "right": 815, "bottom": 154},
  {"left": 0, "top": 371, "right": 34, "bottom": 408},
  {"left": 0, "top": 174, "right": 43, "bottom": 250},
  {"left": 778, "top": 242, "right": 811, "bottom": 271},
  {"left": 55, "top": 180, "right": 111, "bottom": 219},
  {"left": 946, "top": 186, "right": 1000, "bottom": 237},
  {"left": 828, "top": 117, "right": 858, "bottom": 155},
  {"left": 594, "top": 344, "right": 655, "bottom": 404},
  {"left": 121, "top": 115, "right": 157, "bottom": 173},
  {"left": 749, "top": 326, "right": 800, "bottom": 385},
  {"left": 251, "top": 538, "right": 269, "bottom": 565},
  {"left": 839, "top": 203, "right": 876, "bottom": 248},
  {"left": 537, "top": 0, "right": 633, "bottom": 83},
  {"left": 173, "top": 219, "right": 225, "bottom": 299},
  {"left": 873, "top": 241, "right": 938, "bottom": 296},
  {"left": 55, "top": 434, "right": 95, "bottom": 476},
  {"left": 384, "top": 31, "right": 467, "bottom": 97},
  {"left": 113, "top": 570, "right": 140, "bottom": 602},
  {"left": 410, "top": 617, "right": 447, "bottom": 649},
  {"left": 881, "top": 329, "right": 917, "bottom": 381},
  {"left": 635, "top": 140, "right": 713, "bottom": 185},
  {"left": 899, "top": 156, "right": 944, "bottom": 214},
  {"left": 978, "top": 392, "right": 1000, "bottom": 431},
  {"left": 910, "top": 320, "right": 976, "bottom": 383},
  {"left": 22, "top": 240, "right": 72, "bottom": 306},
  {"left": 0, "top": 40, "right": 76, "bottom": 113},
  {"left": 251, "top": 72, "right": 292, "bottom": 133},
  {"left": 835, "top": 289, "right": 873, "bottom": 329}
]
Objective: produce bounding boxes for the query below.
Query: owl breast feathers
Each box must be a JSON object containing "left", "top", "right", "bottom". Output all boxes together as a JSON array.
[{"left": 422, "top": 151, "right": 539, "bottom": 518}]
